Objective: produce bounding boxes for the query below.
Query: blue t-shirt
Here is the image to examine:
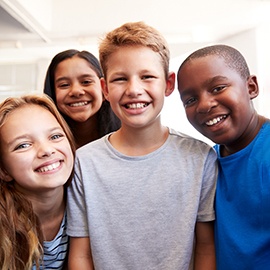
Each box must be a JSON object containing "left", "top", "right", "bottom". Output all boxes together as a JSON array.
[{"left": 214, "top": 122, "right": 270, "bottom": 270}]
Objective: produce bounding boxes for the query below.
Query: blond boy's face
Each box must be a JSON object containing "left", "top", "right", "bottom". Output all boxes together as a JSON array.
[{"left": 101, "top": 46, "right": 175, "bottom": 129}]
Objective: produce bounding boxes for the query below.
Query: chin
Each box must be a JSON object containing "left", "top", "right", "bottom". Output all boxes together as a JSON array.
[{"left": 72, "top": 116, "right": 92, "bottom": 122}]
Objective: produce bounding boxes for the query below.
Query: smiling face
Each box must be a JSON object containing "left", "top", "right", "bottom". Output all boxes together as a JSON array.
[
  {"left": 0, "top": 105, "right": 74, "bottom": 195},
  {"left": 54, "top": 56, "right": 103, "bottom": 122},
  {"left": 102, "top": 46, "right": 175, "bottom": 130},
  {"left": 178, "top": 55, "right": 259, "bottom": 146}
]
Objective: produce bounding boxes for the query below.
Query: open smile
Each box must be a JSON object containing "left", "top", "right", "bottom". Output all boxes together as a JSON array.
[
  {"left": 124, "top": 102, "right": 149, "bottom": 109},
  {"left": 69, "top": 101, "right": 90, "bottom": 107},
  {"left": 205, "top": 115, "right": 227, "bottom": 126},
  {"left": 36, "top": 161, "right": 62, "bottom": 173}
]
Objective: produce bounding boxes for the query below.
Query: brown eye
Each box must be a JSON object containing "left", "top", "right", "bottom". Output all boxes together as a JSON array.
[
  {"left": 213, "top": 85, "right": 226, "bottom": 93},
  {"left": 81, "top": 80, "right": 92, "bottom": 86},
  {"left": 57, "top": 82, "right": 70, "bottom": 89},
  {"left": 184, "top": 97, "right": 197, "bottom": 107}
]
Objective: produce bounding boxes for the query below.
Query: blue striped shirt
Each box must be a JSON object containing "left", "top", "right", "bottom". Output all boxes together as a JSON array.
[{"left": 32, "top": 213, "right": 69, "bottom": 269}]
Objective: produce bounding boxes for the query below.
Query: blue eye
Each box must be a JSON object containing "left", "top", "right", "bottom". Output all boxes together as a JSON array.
[
  {"left": 51, "top": 134, "right": 64, "bottom": 140},
  {"left": 142, "top": 75, "right": 155, "bottom": 80},
  {"left": 113, "top": 77, "right": 126, "bottom": 82},
  {"left": 15, "top": 143, "right": 31, "bottom": 150}
]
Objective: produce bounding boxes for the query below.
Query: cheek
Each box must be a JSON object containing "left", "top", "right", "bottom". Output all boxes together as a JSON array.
[
  {"left": 95, "top": 90, "right": 104, "bottom": 104},
  {"left": 61, "top": 145, "right": 74, "bottom": 176},
  {"left": 55, "top": 91, "right": 67, "bottom": 113},
  {"left": 55, "top": 89, "right": 65, "bottom": 103},
  {"left": 67, "top": 150, "right": 74, "bottom": 171},
  {"left": 185, "top": 108, "right": 197, "bottom": 123},
  {"left": 3, "top": 155, "right": 29, "bottom": 180},
  {"left": 88, "top": 84, "right": 103, "bottom": 100},
  {"left": 91, "top": 91, "right": 104, "bottom": 113}
]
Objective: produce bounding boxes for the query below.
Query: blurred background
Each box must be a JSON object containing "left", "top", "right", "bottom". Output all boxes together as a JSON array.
[{"left": 1, "top": 0, "right": 270, "bottom": 143}]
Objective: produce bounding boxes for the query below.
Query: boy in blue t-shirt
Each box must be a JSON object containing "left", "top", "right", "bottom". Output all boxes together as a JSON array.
[{"left": 177, "top": 44, "right": 270, "bottom": 269}]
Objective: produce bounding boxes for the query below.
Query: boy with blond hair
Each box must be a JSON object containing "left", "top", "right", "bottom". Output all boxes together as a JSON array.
[{"left": 67, "top": 22, "right": 217, "bottom": 270}]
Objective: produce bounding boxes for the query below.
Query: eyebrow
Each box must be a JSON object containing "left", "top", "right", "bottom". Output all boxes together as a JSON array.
[
  {"left": 6, "top": 126, "right": 64, "bottom": 147},
  {"left": 203, "top": 75, "right": 228, "bottom": 87},
  {"left": 179, "top": 75, "right": 229, "bottom": 98},
  {"left": 55, "top": 74, "right": 96, "bottom": 83},
  {"left": 6, "top": 134, "right": 30, "bottom": 148}
]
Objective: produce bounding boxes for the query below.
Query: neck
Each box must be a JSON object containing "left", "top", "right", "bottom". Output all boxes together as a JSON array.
[
  {"left": 30, "top": 187, "right": 66, "bottom": 241},
  {"left": 109, "top": 122, "right": 169, "bottom": 156},
  {"left": 221, "top": 114, "right": 266, "bottom": 157}
]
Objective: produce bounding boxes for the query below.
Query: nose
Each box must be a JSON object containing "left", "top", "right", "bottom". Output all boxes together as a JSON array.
[
  {"left": 37, "top": 142, "right": 56, "bottom": 158},
  {"left": 125, "top": 78, "right": 143, "bottom": 97},
  {"left": 68, "top": 82, "right": 85, "bottom": 97},
  {"left": 196, "top": 94, "right": 217, "bottom": 113}
]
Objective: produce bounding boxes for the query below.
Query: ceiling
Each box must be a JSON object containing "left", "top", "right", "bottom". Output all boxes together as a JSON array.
[{"left": 1, "top": 0, "right": 270, "bottom": 62}]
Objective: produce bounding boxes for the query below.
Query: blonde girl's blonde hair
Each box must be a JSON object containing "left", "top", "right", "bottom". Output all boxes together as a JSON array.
[
  {"left": 0, "top": 94, "right": 76, "bottom": 270},
  {"left": 99, "top": 21, "right": 170, "bottom": 79}
]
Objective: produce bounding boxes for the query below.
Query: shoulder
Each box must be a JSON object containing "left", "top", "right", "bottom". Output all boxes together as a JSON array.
[
  {"left": 263, "top": 120, "right": 270, "bottom": 129},
  {"left": 76, "top": 134, "right": 109, "bottom": 155},
  {"left": 168, "top": 128, "right": 214, "bottom": 153}
]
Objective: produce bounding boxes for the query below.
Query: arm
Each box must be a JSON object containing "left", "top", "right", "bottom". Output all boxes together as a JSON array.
[
  {"left": 193, "top": 221, "right": 216, "bottom": 270},
  {"left": 68, "top": 237, "right": 94, "bottom": 270}
]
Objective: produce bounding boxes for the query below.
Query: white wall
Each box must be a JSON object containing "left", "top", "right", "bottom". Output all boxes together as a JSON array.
[
  {"left": 16, "top": 0, "right": 53, "bottom": 30},
  {"left": 0, "top": 26, "right": 269, "bottom": 146}
]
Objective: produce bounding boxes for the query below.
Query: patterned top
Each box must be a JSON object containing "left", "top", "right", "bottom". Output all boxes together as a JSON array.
[{"left": 32, "top": 212, "right": 69, "bottom": 269}]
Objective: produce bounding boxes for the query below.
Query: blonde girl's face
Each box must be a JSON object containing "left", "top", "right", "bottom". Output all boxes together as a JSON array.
[
  {"left": 0, "top": 105, "right": 74, "bottom": 195},
  {"left": 54, "top": 56, "right": 104, "bottom": 122}
]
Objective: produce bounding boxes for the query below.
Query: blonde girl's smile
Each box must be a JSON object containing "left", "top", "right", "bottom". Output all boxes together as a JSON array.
[{"left": 0, "top": 105, "right": 74, "bottom": 192}]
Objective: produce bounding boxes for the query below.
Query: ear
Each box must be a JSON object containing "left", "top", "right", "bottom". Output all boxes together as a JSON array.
[
  {"left": 165, "top": 72, "right": 175, "bottom": 97},
  {"left": 100, "top": 78, "right": 110, "bottom": 102},
  {"left": 247, "top": 75, "right": 259, "bottom": 100}
]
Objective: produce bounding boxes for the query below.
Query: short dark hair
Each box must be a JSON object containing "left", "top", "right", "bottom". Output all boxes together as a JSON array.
[{"left": 177, "top": 44, "right": 250, "bottom": 80}]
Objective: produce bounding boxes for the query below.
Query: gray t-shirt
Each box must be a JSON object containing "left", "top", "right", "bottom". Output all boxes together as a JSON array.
[{"left": 67, "top": 128, "right": 217, "bottom": 270}]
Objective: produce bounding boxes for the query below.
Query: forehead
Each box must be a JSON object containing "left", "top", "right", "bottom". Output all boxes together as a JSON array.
[
  {"left": 177, "top": 55, "right": 244, "bottom": 92},
  {"left": 106, "top": 46, "right": 163, "bottom": 70},
  {"left": 180, "top": 55, "right": 240, "bottom": 79},
  {"left": 186, "top": 55, "right": 227, "bottom": 71},
  {"left": 55, "top": 56, "right": 94, "bottom": 75},
  {"left": 1, "top": 105, "right": 58, "bottom": 132}
]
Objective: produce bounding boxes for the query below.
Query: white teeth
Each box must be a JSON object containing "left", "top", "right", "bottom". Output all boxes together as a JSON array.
[
  {"left": 126, "top": 103, "right": 148, "bottom": 109},
  {"left": 206, "top": 115, "right": 226, "bottom": 126},
  {"left": 37, "top": 161, "right": 61, "bottom": 172},
  {"left": 70, "top": 101, "right": 88, "bottom": 107}
]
